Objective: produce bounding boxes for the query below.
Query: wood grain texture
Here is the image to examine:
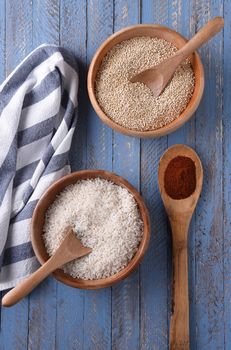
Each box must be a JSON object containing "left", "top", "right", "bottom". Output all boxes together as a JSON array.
[
  {"left": 140, "top": 140, "right": 169, "bottom": 350},
  {"left": 32, "top": 0, "right": 60, "bottom": 46},
  {"left": 57, "top": 1, "right": 87, "bottom": 349},
  {"left": 223, "top": 2, "right": 231, "bottom": 349},
  {"left": 5, "top": 0, "right": 32, "bottom": 75},
  {"left": 0, "top": 0, "right": 5, "bottom": 337},
  {"left": 112, "top": 2, "right": 140, "bottom": 349},
  {"left": 0, "top": 1, "right": 32, "bottom": 349},
  {"left": 0, "top": 0, "right": 5, "bottom": 83},
  {"left": 83, "top": 1, "right": 113, "bottom": 349},
  {"left": 167, "top": 0, "right": 196, "bottom": 147},
  {"left": 194, "top": 0, "right": 224, "bottom": 349},
  {"left": 28, "top": 1, "right": 60, "bottom": 350},
  {"left": 140, "top": 2, "right": 170, "bottom": 349},
  {"left": 62, "top": 0, "right": 88, "bottom": 172},
  {"left": 56, "top": 285, "right": 84, "bottom": 350}
]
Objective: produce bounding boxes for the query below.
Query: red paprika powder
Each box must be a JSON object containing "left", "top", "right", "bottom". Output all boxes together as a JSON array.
[{"left": 164, "top": 156, "right": 196, "bottom": 200}]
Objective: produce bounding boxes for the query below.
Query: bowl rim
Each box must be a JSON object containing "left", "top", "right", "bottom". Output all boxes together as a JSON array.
[
  {"left": 31, "top": 169, "right": 151, "bottom": 289},
  {"left": 87, "top": 24, "right": 205, "bottom": 138}
]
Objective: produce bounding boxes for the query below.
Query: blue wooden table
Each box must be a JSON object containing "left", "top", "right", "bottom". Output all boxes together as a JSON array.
[{"left": 0, "top": 0, "right": 229, "bottom": 349}]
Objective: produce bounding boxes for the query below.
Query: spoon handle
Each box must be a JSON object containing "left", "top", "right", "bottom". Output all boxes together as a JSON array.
[
  {"left": 169, "top": 219, "right": 190, "bottom": 350},
  {"left": 1, "top": 255, "right": 62, "bottom": 307},
  {"left": 176, "top": 17, "right": 224, "bottom": 62}
]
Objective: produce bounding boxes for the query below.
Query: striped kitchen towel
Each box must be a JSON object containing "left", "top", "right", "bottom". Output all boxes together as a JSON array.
[{"left": 0, "top": 44, "right": 78, "bottom": 291}]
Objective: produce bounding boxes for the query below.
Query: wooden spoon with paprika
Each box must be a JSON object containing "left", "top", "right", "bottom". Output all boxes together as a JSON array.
[{"left": 158, "top": 144, "right": 203, "bottom": 350}]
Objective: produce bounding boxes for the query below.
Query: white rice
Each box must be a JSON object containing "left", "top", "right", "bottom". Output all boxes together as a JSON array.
[{"left": 43, "top": 178, "right": 144, "bottom": 280}]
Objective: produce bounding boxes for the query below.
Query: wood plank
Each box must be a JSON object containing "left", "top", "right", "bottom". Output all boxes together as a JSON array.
[
  {"left": 111, "top": 2, "right": 140, "bottom": 349},
  {"left": 193, "top": 0, "right": 224, "bottom": 348},
  {"left": 86, "top": 0, "right": 113, "bottom": 171},
  {"left": 0, "top": 1, "right": 32, "bottom": 349},
  {"left": 222, "top": 1, "right": 230, "bottom": 349},
  {"left": 56, "top": 284, "right": 84, "bottom": 350},
  {"left": 140, "top": 1, "right": 170, "bottom": 349},
  {"left": 0, "top": 0, "right": 5, "bottom": 337},
  {"left": 167, "top": 1, "right": 197, "bottom": 347},
  {"left": 167, "top": 0, "right": 196, "bottom": 148},
  {"left": 5, "top": 0, "right": 32, "bottom": 75},
  {"left": 62, "top": 0, "right": 88, "bottom": 172},
  {"left": 55, "top": 1, "right": 87, "bottom": 349},
  {"left": 28, "top": 1, "right": 60, "bottom": 349},
  {"left": 0, "top": 0, "right": 5, "bottom": 82},
  {"left": 32, "top": 0, "right": 60, "bottom": 47},
  {"left": 83, "top": 1, "right": 113, "bottom": 349}
]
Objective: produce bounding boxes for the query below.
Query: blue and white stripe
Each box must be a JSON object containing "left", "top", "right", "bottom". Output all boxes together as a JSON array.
[{"left": 0, "top": 44, "right": 78, "bottom": 291}]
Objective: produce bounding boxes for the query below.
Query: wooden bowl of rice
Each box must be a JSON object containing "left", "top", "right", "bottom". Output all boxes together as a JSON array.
[
  {"left": 31, "top": 170, "right": 150, "bottom": 289},
  {"left": 87, "top": 24, "right": 204, "bottom": 138}
]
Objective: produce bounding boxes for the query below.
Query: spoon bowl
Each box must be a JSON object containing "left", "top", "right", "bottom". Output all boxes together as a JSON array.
[
  {"left": 158, "top": 144, "right": 203, "bottom": 216},
  {"left": 158, "top": 144, "right": 203, "bottom": 349},
  {"left": 131, "top": 17, "right": 224, "bottom": 97}
]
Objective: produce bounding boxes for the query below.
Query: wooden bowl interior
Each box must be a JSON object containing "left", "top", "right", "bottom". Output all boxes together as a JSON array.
[
  {"left": 31, "top": 170, "right": 150, "bottom": 289},
  {"left": 88, "top": 25, "right": 204, "bottom": 138}
]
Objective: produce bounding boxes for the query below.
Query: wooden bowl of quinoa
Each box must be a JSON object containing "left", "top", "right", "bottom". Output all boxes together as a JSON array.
[
  {"left": 88, "top": 24, "right": 204, "bottom": 138},
  {"left": 31, "top": 170, "right": 150, "bottom": 289}
]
